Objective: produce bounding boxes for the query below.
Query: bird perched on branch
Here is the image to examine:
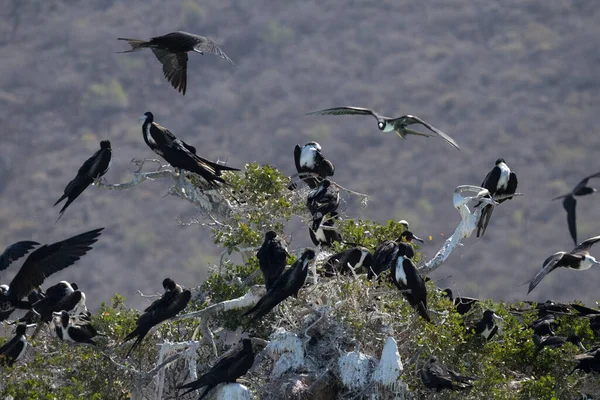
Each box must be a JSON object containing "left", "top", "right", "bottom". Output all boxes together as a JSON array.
[
  {"left": 257, "top": 231, "right": 289, "bottom": 291},
  {"left": 0, "top": 324, "right": 28, "bottom": 367},
  {"left": 54, "top": 140, "right": 112, "bottom": 221},
  {"left": 306, "top": 179, "right": 340, "bottom": 231},
  {"left": 322, "top": 247, "right": 373, "bottom": 277},
  {"left": 290, "top": 142, "right": 334, "bottom": 189},
  {"left": 442, "top": 288, "right": 479, "bottom": 315},
  {"left": 118, "top": 31, "right": 233, "bottom": 95},
  {"left": 421, "top": 356, "right": 475, "bottom": 391},
  {"left": 476, "top": 159, "right": 518, "bottom": 237},
  {"left": 391, "top": 243, "right": 430, "bottom": 322},
  {"left": 369, "top": 231, "right": 423, "bottom": 279},
  {"left": 178, "top": 338, "right": 254, "bottom": 399},
  {"left": 307, "top": 106, "right": 459, "bottom": 149},
  {"left": 553, "top": 171, "right": 600, "bottom": 246},
  {"left": 52, "top": 310, "right": 96, "bottom": 345},
  {"left": 308, "top": 212, "right": 342, "bottom": 247},
  {"left": 472, "top": 309, "right": 502, "bottom": 341}
]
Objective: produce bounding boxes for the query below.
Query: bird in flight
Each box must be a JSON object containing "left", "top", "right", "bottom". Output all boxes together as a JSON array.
[
  {"left": 553, "top": 171, "right": 600, "bottom": 246},
  {"left": 54, "top": 140, "right": 112, "bottom": 220},
  {"left": 306, "top": 106, "right": 459, "bottom": 150},
  {"left": 477, "top": 158, "right": 518, "bottom": 237},
  {"left": 118, "top": 31, "right": 233, "bottom": 95},
  {"left": 527, "top": 235, "right": 600, "bottom": 294}
]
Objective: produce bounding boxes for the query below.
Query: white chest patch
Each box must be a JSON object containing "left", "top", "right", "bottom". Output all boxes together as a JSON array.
[
  {"left": 577, "top": 256, "right": 596, "bottom": 271},
  {"left": 497, "top": 163, "right": 510, "bottom": 189},
  {"left": 481, "top": 325, "right": 493, "bottom": 339},
  {"left": 382, "top": 122, "right": 395, "bottom": 133},
  {"left": 17, "top": 336, "right": 27, "bottom": 360},
  {"left": 300, "top": 147, "right": 317, "bottom": 168},
  {"left": 145, "top": 125, "right": 157, "bottom": 146},
  {"left": 354, "top": 250, "right": 369, "bottom": 270},
  {"left": 394, "top": 257, "right": 407, "bottom": 286}
]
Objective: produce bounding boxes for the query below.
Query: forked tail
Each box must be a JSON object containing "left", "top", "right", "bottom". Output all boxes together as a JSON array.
[{"left": 117, "top": 38, "right": 150, "bottom": 53}]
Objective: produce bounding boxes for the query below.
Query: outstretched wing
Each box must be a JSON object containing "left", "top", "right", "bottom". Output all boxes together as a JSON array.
[
  {"left": 151, "top": 49, "right": 188, "bottom": 95},
  {"left": 306, "top": 106, "right": 381, "bottom": 121},
  {"left": 0, "top": 241, "right": 39, "bottom": 272},
  {"left": 527, "top": 252, "right": 568, "bottom": 294},
  {"left": 192, "top": 37, "right": 234, "bottom": 64},
  {"left": 574, "top": 171, "right": 600, "bottom": 193},
  {"left": 392, "top": 115, "right": 459, "bottom": 150},
  {"left": 562, "top": 195, "right": 578, "bottom": 246},
  {"left": 572, "top": 235, "right": 600, "bottom": 254}
]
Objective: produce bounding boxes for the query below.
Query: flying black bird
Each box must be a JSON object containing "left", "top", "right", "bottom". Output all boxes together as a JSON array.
[
  {"left": 118, "top": 31, "right": 233, "bottom": 95},
  {"left": 527, "top": 235, "right": 600, "bottom": 294},
  {"left": 178, "top": 338, "right": 254, "bottom": 399},
  {"left": 52, "top": 311, "right": 96, "bottom": 345},
  {"left": 257, "top": 231, "right": 289, "bottom": 291},
  {"left": 442, "top": 288, "right": 479, "bottom": 315},
  {"left": 477, "top": 159, "right": 518, "bottom": 237},
  {"left": 391, "top": 243, "right": 430, "bottom": 322},
  {"left": 123, "top": 278, "right": 191, "bottom": 358},
  {"left": 141, "top": 112, "right": 239, "bottom": 188},
  {"left": 290, "top": 142, "right": 335, "bottom": 189},
  {"left": 0, "top": 228, "right": 104, "bottom": 321},
  {"left": 322, "top": 247, "right": 373, "bottom": 277},
  {"left": 553, "top": 172, "right": 600, "bottom": 246},
  {"left": 0, "top": 241, "right": 39, "bottom": 319},
  {"left": 420, "top": 356, "right": 475, "bottom": 391},
  {"left": 54, "top": 140, "right": 112, "bottom": 220},
  {"left": 473, "top": 309, "right": 502, "bottom": 341},
  {"left": 306, "top": 179, "right": 340, "bottom": 231},
  {"left": 0, "top": 324, "right": 28, "bottom": 367},
  {"left": 368, "top": 231, "right": 423, "bottom": 279},
  {"left": 308, "top": 213, "right": 342, "bottom": 247},
  {"left": 307, "top": 106, "right": 459, "bottom": 149},
  {"left": 533, "top": 334, "right": 586, "bottom": 351},
  {"left": 243, "top": 249, "right": 315, "bottom": 328}
]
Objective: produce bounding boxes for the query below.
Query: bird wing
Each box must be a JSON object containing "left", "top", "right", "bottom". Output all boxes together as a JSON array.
[
  {"left": 306, "top": 106, "right": 382, "bottom": 122},
  {"left": 572, "top": 235, "right": 600, "bottom": 254},
  {"left": 151, "top": 48, "right": 188, "bottom": 95},
  {"left": 562, "top": 195, "right": 578, "bottom": 246},
  {"left": 392, "top": 115, "right": 459, "bottom": 150},
  {"left": 372, "top": 241, "right": 399, "bottom": 276},
  {"left": 192, "top": 37, "right": 234, "bottom": 64},
  {"left": 143, "top": 290, "right": 191, "bottom": 322},
  {"left": 506, "top": 172, "right": 518, "bottom": 198},
  {"left": 0, "top": 241, "right": 39, "bottom": 272},
  {"left": 481, "top": 166, "right": 501, "bottom": 193},
  {"left": 8, "top": 228, "right": 104, "bottom": 300},
  {"left": 527, "top": 252, "right": 565, "bottom": 294},
  {"left": 574, "top": 171, "right": 600, "bottom": 193},
  {"left": 293, "top": 145, "right": 302, "bottom": 173}
]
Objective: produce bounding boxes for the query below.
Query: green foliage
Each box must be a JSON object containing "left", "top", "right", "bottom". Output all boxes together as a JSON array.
[{"left": 81, "top": 79, "right": 129, "bottom": 110}]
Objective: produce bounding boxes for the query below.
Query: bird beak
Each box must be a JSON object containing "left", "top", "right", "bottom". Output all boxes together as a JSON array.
[
  {"left": 578, "top": 342, "right": 587, "bottom": 352},
  {"left": 492, "top": 312, "right": 504, "bottom": 320},
  {"left": 138, "top": 115, "right": 147, "bottom": 121},
  {"left": 412, "top": 235, "right": 424, "bottom": 243}
]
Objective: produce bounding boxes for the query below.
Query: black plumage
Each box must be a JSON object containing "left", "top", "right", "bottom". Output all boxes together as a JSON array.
[
  {"left": 308, "top": 213, "right": 342, "bottom": 247},
  {"left": 0, "top": 324, "right": 27, "bottom": 367},
  {"left": 527, "top": 235, "right": 600, "bottom": 294},
  {"left": 477, "top": 158, "right": 518, "bottom": 237},
  {"left": 322, "top": 247, "right": 373, "bottom": 277},
  {"left": 118, "top": 31, "right": 233, "bottom": 95},
  {"left": 0, "top": 241, "right": 39, "bottom": 273},
  {"left": 52, "top": 310, "right": 96, "bottom": 345},
  {"left": 571, "top": 348, "right": 600, "bottom": 374},
  {"left": 0, "top": 228, "right": 103, "bottom": 321},
  {"left": 290, "top": 142, "right": 335, "bottom": 189},
  {"left": 529, "top": 314, "right": 557, "bottom": 337},
  {"left": 442, "top": 288, "right": 479, "bottom": 315},
  {"left": 368, "top": 231, "right": 423, "bottom": 278},
  {"left": 473, "top": 309, "right": 501, "bottom": 341},
  {"left": 54, "top": 140, "right": 112, "bottom": 220},
  {"left": 553, "top": 172, "right": 600, "bottom": 246},
  {"left": 391, "top": 243, "right": 430, "bottom": 322},
  {"left": 306, "top": 179, "right": 340, "bottom": 231},
  {"left": 243, "top": 249, "right": 315, "bottom": 328},
  {"left": 307, "top": 106, "right": 459, "bottom": 149},
  {"left": 257, "top": 231, "right": 289, "bottom": 291},
  {"left": 141, "top": 112, "right": 239, "bottom": 188},
  {"left": 420, "top": 356, "right": 475, "bottom": 391},
  {"left": 178, "top": 338, "right": 254, "bottom": 399},
  {"left": 123, "top": 278, "right": 191, "bottom": 358},
  {"left": 533, "top": 334, "right": 585, "bottom": 351},
  {"left": 27, "top": 282, "right": 84, "bottom": 323}
]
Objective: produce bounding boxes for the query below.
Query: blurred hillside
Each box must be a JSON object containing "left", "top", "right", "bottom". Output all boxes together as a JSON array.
[{"left": 1, "top": 0, "right": 600, "bottom": 311}]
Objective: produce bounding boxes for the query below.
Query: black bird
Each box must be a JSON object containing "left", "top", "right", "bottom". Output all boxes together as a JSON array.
[
  {"left": 290, "top": 142, "right": 334, "bottom": 189},
  {"left": 571, "top": 348, "right": 600, "bottom": 374},
  {"left": 473, "top": 309, "right": 502, "bottom": 341},
  {"left": 0, "top": 228, "right": 104, "bottom": 321},
  {"left": 123, "top": 278, "right": 191, "bottom": 358},
  {"left": 420, "top": 356, "right": 475, "bottom": 391},
  {"left": 533, "top": 334, "right": 586, "bottom": 351},
  {"left": 529, "top": 314, "right": 557, "bottom": 337},
  {"left": 243, "top": 249, "right": 315, "bottom": 328},
  {"left": 368, "top": 231, "right": 423, "bottom": 278},
  {"left": 553, "top": 172, "right": 600, "bottom": 246},
  {"left": 308, "top": 213, "right": 342, "bottom": 247},
  {"left": 442, "top": 288, "right": 479, "bottom": 315},
  {"left": 54, "top": 140, "right": 112, "bottom": 220},
  {"left": 52, "top": 310, "right": 96, "bottom": 345},
  {"left": 392, "top": 243, "right": 430, "bottom": 322},
  {"left": 17, "top": 281, "right": 82, "bottom": 324},
  {"left": 141, "top": 112, "right": 239, "bottom": 188},
  {"left": 0, "top": 240, "right": 39, "bottom": 319},
  {"left": 257, "top": 231, "right": 289, "bottom": 291},
  {"left": 0, "top": 324, "right": 27, "bottom": 367},
  {"left": 477, "top": 159, "right": 518, "bottom": 237},
  {"left": 118, "top": 31, "right": 233, "bottom": 95},
  {"left": 306, "top": 179, "right": 340, "bottom": 231},
  {"left": 178, "top": 338, "right": 254, "bottom": 399},
  {"left": 307, "top": 106, "right": 459, "bottom": 149},
  {"left": 527, "top": 235, "right": 600, "bottom": 294},
  {"left": 322, "top": 247, "right": 373, "bottom": 277}
]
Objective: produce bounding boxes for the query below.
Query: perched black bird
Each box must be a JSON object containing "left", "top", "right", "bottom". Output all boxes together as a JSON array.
[
  {"left": 290, "top": 142, "right": 335, "bottom": 189},
  {"left": 306, "top": 179, "right": 340, "bottom": 231},
  {"left": 123, "top": 278, "right": 191, "bottom": 358},
  {"left": 118, "top": 31, "right": 233, "bottom": 95},
  {"left": 0, "top": 324, "right": 27, "bottom": 367},
  {"left": 527, "top": 235, "right": 600, "bottom": 294},
  {"left": 52, "top": 311, "right": 96, "bottom": 345},
  {"left": 322, "top": 247, "right": 373, "bottom": 277},
  {"left": 420, "top": 356, "right": 475, "bottom": 391},
  {"left": 54, "top": 140, "right": 112, "bottom": 220},
  {"left": 529, "top": 314, "right": 558, "bottom": 337},
  {"left": 0, "top": 228, "right": 104, "bottom": 321},
  {"left": 307, "top": 106, "right": 459, "bottom": 149},
  {"left": 571, "top": 348, "right": 600, "bottom": 374},
  {"left": 18, "top": 281, "right": 83, "bottom": 324},
  {"left": 391, "top": 243, "right": 430, "bottom": 322},
  {"left": 243, "top": 249, "right": 315, "bottom": 328},
  {"left": 477, "top": 159, "right": 518, "bottom": 237},
  {"left": 368, "top": 231, "right": 423, "bottom": 278},
  {"left": 473, "top": 309, "right": 502, "bottom": 341},
  {"left": 308, "top": 213, "right": 342, "bottom": 247},
  {"left": 178, "top": 338, "right": 254, "bottom": 399},
  {"left": 570, "top": 303, "right": 600, "bottom": 316},
  {"left": 257, "top": 231, "right": 289, "bottom": 291},
  {"left": 141, "top": 112, "right": 239, "bottom": 188},
  {"left": 442, "top": 288, "right": 479, "bottom": 315},
  {"left": 553, "top": 172, "right": 600, "bottom": 246},
  {"left": 533, "top": 334, "right": 586, "bottom": 351}
]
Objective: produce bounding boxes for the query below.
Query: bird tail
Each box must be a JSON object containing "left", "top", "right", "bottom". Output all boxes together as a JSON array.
[
  {"left": 123, "top": 327, "right": 147, "bottom": 358},
  {"left": 552, "top": 193, "right": 568, "bottom": 201},
  {"left": 416, "top": 302, "right": 432, "bottom": 323},
  {"left": 117, "top": 38, "right": 150, "bottom": 53}
]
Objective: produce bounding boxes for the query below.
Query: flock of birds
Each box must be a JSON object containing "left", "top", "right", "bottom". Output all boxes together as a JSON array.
[{"left": 0, "top": 30, "right": 599, "bottom": 398}]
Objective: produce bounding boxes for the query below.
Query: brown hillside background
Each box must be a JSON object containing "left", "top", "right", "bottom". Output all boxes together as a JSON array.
[{"left": 1, "top": 0, "right": 599, "bottom": 311}]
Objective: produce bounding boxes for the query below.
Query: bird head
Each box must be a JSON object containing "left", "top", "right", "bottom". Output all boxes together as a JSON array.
[
  {"left": 401, "top": 230, "right": 424, "bottom": 243},
  {"left": 305, "top": 141, "right": 321, "bottom": 151},
  {"left": 265, "top": 231, "right": 277, "bottom": 241},
  {"left": 15, "top": 324, "right": 27, "bottom": 336},
  {"left": 377, "top": 121, "right": 385, "bottom": 130},
  {"left": 162, "top": 278, "right": 176, "bottom": 291},
  {"left": 100, "top": 140, "right": 111, "bottom": 149},
  {"left": 242, "top": 338, "right": 253, "bottom": 351},
  {"left": 483, "top": 309, "right": 502, "bottom": 321},
  {"left": 0, "top": 284, "right": 8, "bottom": 295},
  {"left": 495, "top": 158, "right": 506, "bottom": 166},
  {"left": 441, "top": 288, "right": 453, "bottom": 300},
  {"left": 71, "top": 282, "right": 79, "bottom": 291},
  {"left": 302, "top": 249, "right": 316, "bottom": 262},
  {"left": 140, "top": 112, "right": 154, "bottom": 122}
]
